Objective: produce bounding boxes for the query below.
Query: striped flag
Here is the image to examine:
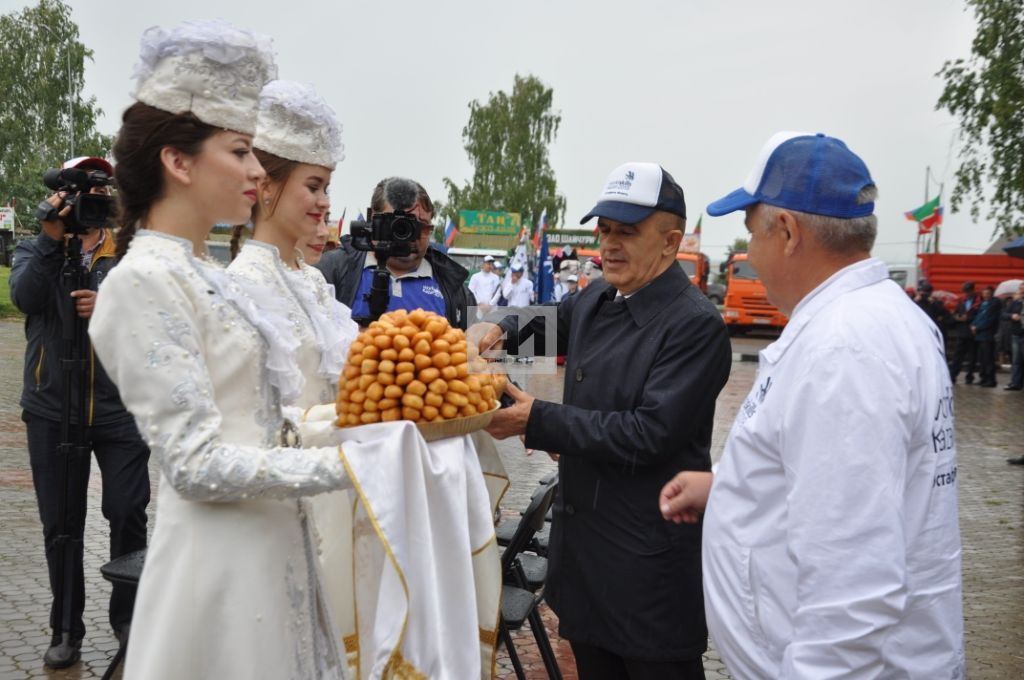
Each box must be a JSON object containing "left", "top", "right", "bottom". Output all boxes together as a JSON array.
[
  {"left": 532, "top": 208, "right": 548, "bottom": 250},
  {"left": 444, "top": 218, "right": 458, "bottom": 247}
]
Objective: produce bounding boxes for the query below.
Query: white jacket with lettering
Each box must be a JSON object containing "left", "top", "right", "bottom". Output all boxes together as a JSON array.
[{"left": 703, "top": 258, "right": 964, "bottom": 679}]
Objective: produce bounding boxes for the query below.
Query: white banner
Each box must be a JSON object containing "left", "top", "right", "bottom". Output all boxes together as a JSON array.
[{"left": 0, "top": 207, "right": 15, "bottom": 231}]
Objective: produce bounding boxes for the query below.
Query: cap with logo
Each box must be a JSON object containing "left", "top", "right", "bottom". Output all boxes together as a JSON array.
[
  {"left": 707, "top": 132, "right": 875, "bottom": 218},
  {"left": 580, "top": 162, "right": 686, "bottom": 225}
]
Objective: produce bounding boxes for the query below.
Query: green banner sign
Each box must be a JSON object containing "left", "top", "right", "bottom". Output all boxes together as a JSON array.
[{"left": 458, "top": 210, "right": 521, "bottom": 235}]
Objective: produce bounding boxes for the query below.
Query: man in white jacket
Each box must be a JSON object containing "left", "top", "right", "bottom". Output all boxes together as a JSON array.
[{"left": 660, "top": 132, "right": 965, "bottom": 679}]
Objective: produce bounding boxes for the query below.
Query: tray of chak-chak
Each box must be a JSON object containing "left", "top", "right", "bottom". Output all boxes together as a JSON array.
[{"left": 336, "top": 309, "right": 506, "bottom": 442}]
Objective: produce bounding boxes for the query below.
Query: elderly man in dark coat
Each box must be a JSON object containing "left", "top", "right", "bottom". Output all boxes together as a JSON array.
[{"left": 483, "top": 163, "right": 731, "bottom": 679}]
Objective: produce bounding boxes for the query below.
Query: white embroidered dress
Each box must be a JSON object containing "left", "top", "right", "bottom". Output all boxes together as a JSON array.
[
  {"left": 89, "top": 231, "right": 351, "bottom": 680},
  {"left": 228, "top": 240, "right": 356, "bottom": 408}
]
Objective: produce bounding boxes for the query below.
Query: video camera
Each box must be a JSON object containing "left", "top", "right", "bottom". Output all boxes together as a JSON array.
[
  {"left": 34, "top": 166, "right": 114, "bottom": 234},
  {"left": 350, "top": 209, "right": 424, "bottom": 258}
]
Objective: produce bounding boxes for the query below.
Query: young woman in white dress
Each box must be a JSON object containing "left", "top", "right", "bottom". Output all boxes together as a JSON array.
[
  {"left": 89, "top": 22, "right": 351, "bottom": 680},
  {"left": 228, "top": 80, "right": 356, "bottom": 409}
]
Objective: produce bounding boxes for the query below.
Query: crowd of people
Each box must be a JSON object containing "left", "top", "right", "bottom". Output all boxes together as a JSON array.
[{"left": 8, "top": 16, "right": 985, "bottom": 680}]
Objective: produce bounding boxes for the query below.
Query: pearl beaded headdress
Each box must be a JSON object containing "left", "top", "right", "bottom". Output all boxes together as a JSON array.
[
  {"left": 253, "top": 80, "right": 344, "bottom": 169},
  {"left": 131, "top": 19, "right": 277, "bottom": 135}
]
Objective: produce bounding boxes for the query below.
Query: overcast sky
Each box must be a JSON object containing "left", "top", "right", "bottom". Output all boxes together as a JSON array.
[{"left": 3, "top": 0, "right": 993, "bottom": 264}]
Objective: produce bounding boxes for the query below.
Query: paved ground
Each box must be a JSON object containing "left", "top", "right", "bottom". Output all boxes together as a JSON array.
[{"left": 0, "top": 320, "right": 1021, "bottom": 679}]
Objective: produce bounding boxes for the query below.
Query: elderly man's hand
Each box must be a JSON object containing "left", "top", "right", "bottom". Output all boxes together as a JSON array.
[
  {"left": 659, "top": 471, "right": 714, "bottom": 524},
  {"left": 466, "top": 322, "right": 504, "bottom": 359},
  {"left": 485, "top": 381, "right": 534, "bottom": 440}
]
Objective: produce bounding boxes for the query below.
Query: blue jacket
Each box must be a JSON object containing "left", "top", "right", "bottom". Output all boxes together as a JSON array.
[{"left": 972, "top": 297, "right": 1002, "bottom": 341}]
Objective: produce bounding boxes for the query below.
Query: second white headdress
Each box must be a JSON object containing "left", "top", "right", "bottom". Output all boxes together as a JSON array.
[{"left": 253, "top": 81, "right": 344, "bottom": 169}]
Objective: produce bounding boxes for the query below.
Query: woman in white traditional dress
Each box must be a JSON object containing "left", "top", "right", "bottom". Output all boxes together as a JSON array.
[
  {"left": 89, "top": 21, "right": 351, "bottom": 680},
  {"left": 228, "top": 80, "right": 357, "bottom": 409}
]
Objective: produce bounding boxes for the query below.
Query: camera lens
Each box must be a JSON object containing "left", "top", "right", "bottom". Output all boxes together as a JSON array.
[{"left": 391, "top": 216, "right": 416, "bottom": 241}]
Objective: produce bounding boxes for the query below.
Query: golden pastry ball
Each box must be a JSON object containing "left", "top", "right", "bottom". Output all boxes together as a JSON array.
[{"left": 336, "top": 310, "right": 504, "bottom": 427}]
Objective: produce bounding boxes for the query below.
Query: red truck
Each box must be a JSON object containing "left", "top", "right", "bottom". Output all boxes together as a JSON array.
[{"left": 918, "top": 253, "right": 1024, "bottom": 306}]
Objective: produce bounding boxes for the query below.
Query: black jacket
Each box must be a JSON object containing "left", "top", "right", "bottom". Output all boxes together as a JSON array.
[
  {"left": 10, "top": 230, "right": 133, "bottom": 425},
  {"left": 315, "top": 237, "right": 475, "bottom": 329},
  {"left": 499, "top": 264, "right": 732, "bottom": 660},
  {"left": 1003, "top": 298, "right": 1023, "bottom": 337}
]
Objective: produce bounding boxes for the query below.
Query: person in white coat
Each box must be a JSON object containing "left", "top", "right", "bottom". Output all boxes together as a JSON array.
[
  {"left": 468, "top": 255, "right": 501, "bottom": 314},
  {"left": 89, "top": 21, "right": 354, "bottom": 679},
  {"left": 660, "top": 132, "right": 964, "bottom": 679},
  {"left": 492, "top": 262, "right": 533, "bottom": 307}
]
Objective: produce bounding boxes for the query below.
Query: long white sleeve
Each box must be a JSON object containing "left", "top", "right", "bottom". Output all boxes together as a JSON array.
[{"left": 90, "top": 249, "right": 349, "bottom": 503}]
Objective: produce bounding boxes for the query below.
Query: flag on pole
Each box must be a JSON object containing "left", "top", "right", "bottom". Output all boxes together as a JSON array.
[
  {"left": 532, "top": 208, "right": 548, "bottom": 250},
  {"left": 905, "top": 196, "right": 941, "bottom": 223},
  {"left": 918, "top": 207, "right": 944, "bottom": 234},
  {"left": 693, "top": 213, "right": 702, "bottom": 236},
  {"left": 535, "top": 233, "right": 554, "bottom": 304},
  {"left": 444, "top": 218, "right": 458, "bottom": 247}
]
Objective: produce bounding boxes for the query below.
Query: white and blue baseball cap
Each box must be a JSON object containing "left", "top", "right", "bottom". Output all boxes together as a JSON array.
[
  {"left": 707, "top": 132, "right": 875, "bottom": 218},
  {"left": 580, "top": 162, "right": 686, "bottom": 225}
]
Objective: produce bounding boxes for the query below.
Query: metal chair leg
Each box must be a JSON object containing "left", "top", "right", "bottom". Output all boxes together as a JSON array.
[
  {"left": 528, "top": 606, "right": 563, "bottom": 680},
  {"left": 500, "top": 622, "right": 527, "bottom": 680}
]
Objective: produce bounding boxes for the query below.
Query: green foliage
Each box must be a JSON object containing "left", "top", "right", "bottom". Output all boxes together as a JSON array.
[
  {"left": 442, "top": 74, "right": 567, "bottom": 230},
  {"left": 0, "top": 0, "right": 113, "bottom": 232},
  {"left": 0, "top": 267, "right": 22, "bottom": 318},
  {"left": 728, "top": 237, "right": 749, "bottom": 255},
  {"left": 936, "top": 0, "right": 1024, "bottom": 237}
]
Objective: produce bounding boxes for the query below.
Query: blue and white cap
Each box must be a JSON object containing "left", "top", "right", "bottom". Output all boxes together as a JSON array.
[
  {"left": 707, "top": 132, "right": 875, "bottom": 219},
  {"left": 580, "top": 162, "right": 686, "bottom": 225}
]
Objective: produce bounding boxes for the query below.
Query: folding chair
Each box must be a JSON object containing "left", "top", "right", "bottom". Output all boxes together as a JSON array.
[
  {"left": 499, "top": 482, "right": 563, "bottom": 680},
  {"left": 98, "top": 548, "right": 146, "bottom": 680},
  {"left": 496, "top": 472, "right": 556, "bottom": 556}
]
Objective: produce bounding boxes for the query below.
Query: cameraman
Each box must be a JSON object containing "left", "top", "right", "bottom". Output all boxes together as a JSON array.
[
  {"left": 9, "top": 157, "right": 150, "bottom": 669},
  {"left": 316, "top": 177, "right": 476, "bottom": 328}
]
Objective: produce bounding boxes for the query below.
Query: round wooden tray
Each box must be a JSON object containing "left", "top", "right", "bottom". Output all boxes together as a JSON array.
[{"left": 415, "top": 403, "right": 500, "bottom": 442}]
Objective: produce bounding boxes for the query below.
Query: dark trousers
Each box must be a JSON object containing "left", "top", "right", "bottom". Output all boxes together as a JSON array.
[
  {"left": 1009, "top": 335, "right": 1023, "bottom": 388},
  {"left": 24, "top": 413, "right": 150, "bottom": 640},
  {"left": 569, "top": 641, "right": 705, "bottom": 680},
  {"left": 949, "top": 335, "right": 977, "bottom": 381},
  {"left": 977, "top": 338, "right": 997, "bottom": 385}
]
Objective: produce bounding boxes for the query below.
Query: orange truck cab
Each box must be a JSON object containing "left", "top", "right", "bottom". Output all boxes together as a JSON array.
[
  {"left": 720, "top": 253, "right": 788, "bottom": 334},
  {"left": 676, "top": 251, "right": 709, "bottom": 293}
]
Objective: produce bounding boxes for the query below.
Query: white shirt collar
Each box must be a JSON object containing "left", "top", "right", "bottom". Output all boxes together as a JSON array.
[{"left": 761, "top": 257, "right": 890, "bottom": 364}]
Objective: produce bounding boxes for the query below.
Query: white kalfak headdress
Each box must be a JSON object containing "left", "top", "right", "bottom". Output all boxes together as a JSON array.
[
  {"left": 131, "top": 19, "right": 277, "bottom": 135},
  {"left": 254, "top": 80, "right": 344, "bottom": 169}
]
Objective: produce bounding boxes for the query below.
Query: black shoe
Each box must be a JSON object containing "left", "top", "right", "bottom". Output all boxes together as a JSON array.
[
  {"left": 1008, "top": 456, "right": 1024, "bottom": 466},
  {"left": 43, "top": 633, "right": 81, "bottom": 669},
  {"left": 966, "top": 375, "right": 975, "bottom": 384},
  {"left": 1005, "top": 385, "right": 1022, "bottom": 391}
]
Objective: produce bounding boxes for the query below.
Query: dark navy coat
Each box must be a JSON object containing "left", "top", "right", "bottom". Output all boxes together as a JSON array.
[{"left": 511, "top": 263, "right": 732, "bottom": 661}]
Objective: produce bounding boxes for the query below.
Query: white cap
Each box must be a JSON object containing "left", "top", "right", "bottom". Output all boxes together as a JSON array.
[
  {"left": 483, "top": 255, "right": 495, "bottom": 262},
  {"left": 254, "top": 81, "right": 344, "bottom": 169},
  {"left": 511, "top": 262, "right": 524, "bottom": 272},
  {"left": 131, "top": 19, "right": 277, "bottom": 135},
  {"left": 495, "top": 260, "right": 505, "bottom": 269},
  {"left": 567, "top": 274, "right": 578, "bottom": 282}
]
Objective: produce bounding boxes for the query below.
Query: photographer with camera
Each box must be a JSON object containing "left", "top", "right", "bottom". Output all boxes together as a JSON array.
[
  {"left": 316, "top": 177, "right": 475, "bottom": 328},
  {"left": 9, "top": 156, "right": 150, "bottom": 669}
]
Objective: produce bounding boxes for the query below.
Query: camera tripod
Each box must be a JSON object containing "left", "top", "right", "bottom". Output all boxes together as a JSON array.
[{"left": 49, "top": 231, "right": 92, "bottom": 662}]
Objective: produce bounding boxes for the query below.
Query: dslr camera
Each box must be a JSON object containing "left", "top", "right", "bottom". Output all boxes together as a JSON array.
[
  {"left": 34, "top": 166, "right": 114, "bottom": 234},
  {"left": 350, "top": 210, "right": 424, "bottom": 258}
]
